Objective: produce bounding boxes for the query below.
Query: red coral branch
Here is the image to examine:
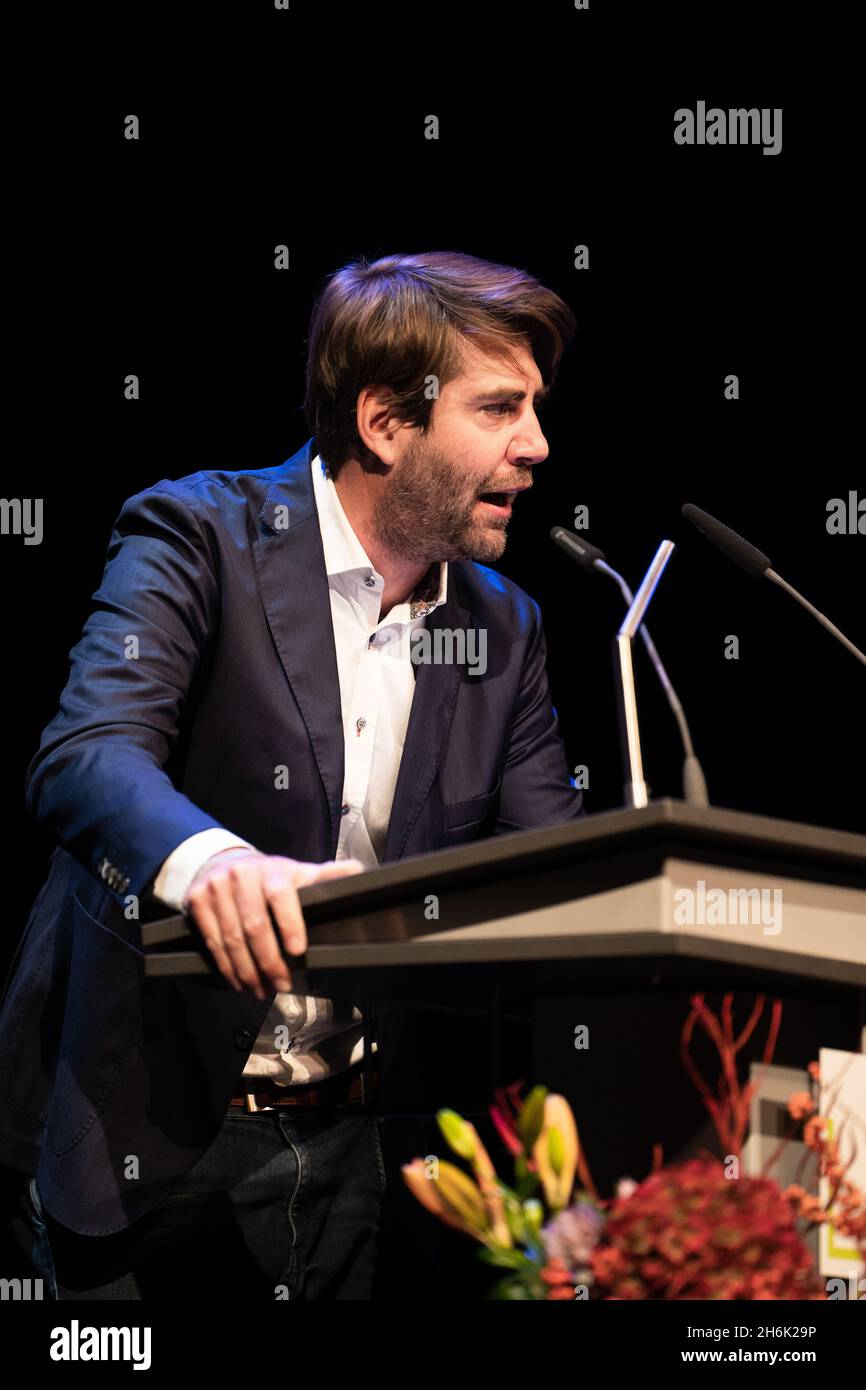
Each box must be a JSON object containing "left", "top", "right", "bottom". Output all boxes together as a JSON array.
[
  {"left": 681, "top": 994, "right": 782, "bottom": 1158},
  {"left": 732, "top": 993, "right": 764, "bottom": 1053}
]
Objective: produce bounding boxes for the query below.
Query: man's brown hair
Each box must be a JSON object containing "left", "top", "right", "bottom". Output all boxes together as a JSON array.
[{"left": 303, "top": 250, "right": 576, "bottom": 478}]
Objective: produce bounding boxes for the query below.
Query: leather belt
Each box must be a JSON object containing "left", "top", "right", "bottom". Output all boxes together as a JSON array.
[{"left": 229, "top": 1059, "right": 378, "bottom": 1113}]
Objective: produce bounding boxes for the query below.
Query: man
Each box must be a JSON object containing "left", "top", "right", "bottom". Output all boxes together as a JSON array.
[{"left": 0, "top": 250, "right": 585, "bottom": 1299}]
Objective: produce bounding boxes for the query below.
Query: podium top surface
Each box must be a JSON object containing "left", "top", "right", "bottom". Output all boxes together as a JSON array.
[
  {"left": 294, "top": 798, "right": 866, "bottom": 918},
  {"left": 143, "top": 799, "right": 866, "bottom": 943}
]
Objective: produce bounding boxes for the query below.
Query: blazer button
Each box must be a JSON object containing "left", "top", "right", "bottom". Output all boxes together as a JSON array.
[{"left": 234, "top": 1029, "right": 253, "bottom": 1050}]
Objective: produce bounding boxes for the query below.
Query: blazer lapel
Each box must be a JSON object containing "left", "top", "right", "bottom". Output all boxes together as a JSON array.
[
  {"left": 252, "top": 439, "right": 345, "bottom": 856},
  {"left": 253, "top": 437, "right": 471, "bottom": 863},
  {"left": 382, "top": 581, "right": 470, "bottom": 860}
]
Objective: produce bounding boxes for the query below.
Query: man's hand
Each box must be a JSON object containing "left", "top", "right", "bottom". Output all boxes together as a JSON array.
[{"left": 183, "top": 848, "right": 365, "bottom": 999}]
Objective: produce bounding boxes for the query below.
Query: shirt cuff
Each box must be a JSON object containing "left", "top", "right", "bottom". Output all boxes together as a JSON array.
[{"left": 152, "top": 829, "right": 256, "bottom": 911}]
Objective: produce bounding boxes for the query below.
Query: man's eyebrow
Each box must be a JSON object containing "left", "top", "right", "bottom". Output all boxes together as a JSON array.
[{"left": 466, "top": 384, "right": 550, "bottom": 404}]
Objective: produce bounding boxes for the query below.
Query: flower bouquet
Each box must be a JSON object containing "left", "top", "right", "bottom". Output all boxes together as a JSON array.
[{"left": 401, "top": 994, "right": 866, "bottom": 1299}]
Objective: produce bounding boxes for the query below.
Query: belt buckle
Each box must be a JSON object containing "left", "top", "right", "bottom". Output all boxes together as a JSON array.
[{"left": 244, "top": 1089, "right": 274, "bottom": 1113}]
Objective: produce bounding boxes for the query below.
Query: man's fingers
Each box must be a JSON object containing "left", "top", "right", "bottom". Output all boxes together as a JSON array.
[
  {"left": 205, "top": 869, "right": 270, "bottom": 1000},
  {"left": 309, "top": 858, "right": 366, "bottom": 881},
  {"left": 186, "top": 890, "right": 243, "bottom": 992},
  {"left": 186, "top": 854, "right": 365, "bottom": 998},
  {"left": 256, "top": 857, "right": 366, "bottom": 965},
  {"left": 262, "top": 867, "right": 309, "bottom": 964},
  {"left": 229, "top": 862, "right": 295, "bottom": 993}
]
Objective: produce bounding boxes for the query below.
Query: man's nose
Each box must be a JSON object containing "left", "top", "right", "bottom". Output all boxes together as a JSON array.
[{"left": 507, "top": 422, "right": 549, "bottom": 468}]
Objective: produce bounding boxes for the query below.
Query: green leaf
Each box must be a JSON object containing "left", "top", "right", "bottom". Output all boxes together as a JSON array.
[
  {"left": 516, "top": 1086, "right": 548, "bottom": 1149},
  {"left": 514, "top": 1172, "right": 541, "bottom": 1203},
  {"left": 477, "top": 1245, "right": 534, "bottom": 1270},
  {"left": 503, "top": 1194, "right": 527, "bottom": 1245}
]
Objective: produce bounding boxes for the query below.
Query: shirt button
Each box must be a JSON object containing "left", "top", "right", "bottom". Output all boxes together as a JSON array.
[
  {"left": 364, "top": 575, "right": 376, "bottom": 587},
  {"left": 356, "top": 717, "right": 367, "bottom": 733},
  {"left": 341, "top": 803, "right": 350, "bottom": 816}
]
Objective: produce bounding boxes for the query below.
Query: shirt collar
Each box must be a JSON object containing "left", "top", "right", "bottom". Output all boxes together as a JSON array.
[{"left": 311, "top": 452, "right": 448, "bottom": 619}]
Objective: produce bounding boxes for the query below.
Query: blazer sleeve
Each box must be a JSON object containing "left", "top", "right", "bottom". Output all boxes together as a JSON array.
[
  {"left": 493, "top": 597, "right": 586, "bottom": 834},
  {"left": 24, "top": 481, "right": 232, "bottom": 902}
]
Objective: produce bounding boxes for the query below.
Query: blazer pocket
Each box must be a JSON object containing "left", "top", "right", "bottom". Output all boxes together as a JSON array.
[
  {"left": 440, "top": 774, "right": 502, "bottom": 831},
  {"left": 47, "top": 893, "right": 144, "bottom": 1157}
]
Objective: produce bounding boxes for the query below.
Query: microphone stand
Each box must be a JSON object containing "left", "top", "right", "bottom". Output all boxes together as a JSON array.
[
  {"left": 598, "top": 561, "right": 709, "bottom": 806},
  {"left": 614, "top": 540, "right": 676, "bottom": 809},
  {"left": 550, "top": 527, "right": 710, "bottom": 805}
]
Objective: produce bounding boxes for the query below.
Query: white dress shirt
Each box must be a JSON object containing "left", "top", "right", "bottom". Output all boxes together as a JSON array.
[{"left": 152, "top": 452, "right": 448, "bottom": 1084}]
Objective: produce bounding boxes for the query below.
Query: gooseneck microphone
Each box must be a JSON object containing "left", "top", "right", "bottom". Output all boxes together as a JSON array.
[
  {"left": 551, "top": 527, "right": 710, "bottom": 807},
  {"left": 681, "top": 504, "right": 865, "bottom": 667}
]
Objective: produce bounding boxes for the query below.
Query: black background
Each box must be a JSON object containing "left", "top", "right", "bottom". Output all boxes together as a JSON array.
[{"left": 1, "top": 0, "right": 862, "bottom": 1304}]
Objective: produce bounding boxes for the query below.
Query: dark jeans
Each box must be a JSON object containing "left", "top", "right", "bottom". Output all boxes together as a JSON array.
[{"left": 25, "top": 1105, "right": 387, "bottom": 1300}]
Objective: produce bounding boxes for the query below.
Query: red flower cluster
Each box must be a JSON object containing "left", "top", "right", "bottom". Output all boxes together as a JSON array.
[
  {"left": 540, "top": 1258, "right": 578, "bottom": 1300},
  {"left": 590, "top": 1158, "right": 825, "bottom": 1300}
]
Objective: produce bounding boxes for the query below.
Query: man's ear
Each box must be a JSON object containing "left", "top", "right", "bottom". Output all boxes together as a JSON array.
[
  {"left": 350, "top": 437, "right": 372, "bottom": 465},
  {"left": 356, "top": 386, "right": 405, "bottom": 467}
]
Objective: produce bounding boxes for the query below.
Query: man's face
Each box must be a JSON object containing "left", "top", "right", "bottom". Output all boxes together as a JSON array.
[{"left": 370, "top": 339, "right": 550, "bottom": 565}]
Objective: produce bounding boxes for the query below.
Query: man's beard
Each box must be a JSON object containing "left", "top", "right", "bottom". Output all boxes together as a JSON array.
[{"left": 369, "top": 434, "right": 511, "bottom": 566}]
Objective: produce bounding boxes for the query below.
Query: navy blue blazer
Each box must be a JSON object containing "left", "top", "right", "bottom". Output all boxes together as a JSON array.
[{"left": 0, "top": 437, "right": 585, "bottom": 1235}]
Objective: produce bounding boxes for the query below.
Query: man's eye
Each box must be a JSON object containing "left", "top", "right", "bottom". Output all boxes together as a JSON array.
[{"left": 482, "top": 402, "right": 548, "bottom": 418}]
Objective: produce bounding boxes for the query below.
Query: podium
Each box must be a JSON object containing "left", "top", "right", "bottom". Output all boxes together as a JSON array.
[
  {"left": 142, "top": 798, "right": 866, "bottom": 1002},
  {"left": 141, "top": 799, "right": 866, "bottom": 1196}
]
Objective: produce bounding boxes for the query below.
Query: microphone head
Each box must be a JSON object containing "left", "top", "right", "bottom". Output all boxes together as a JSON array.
[
  {"left": 550, "top": 526, "right": 607, "bottom": 571},
  {"left": 681, "top": 503, "right": 771, "bottom": 579}
]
